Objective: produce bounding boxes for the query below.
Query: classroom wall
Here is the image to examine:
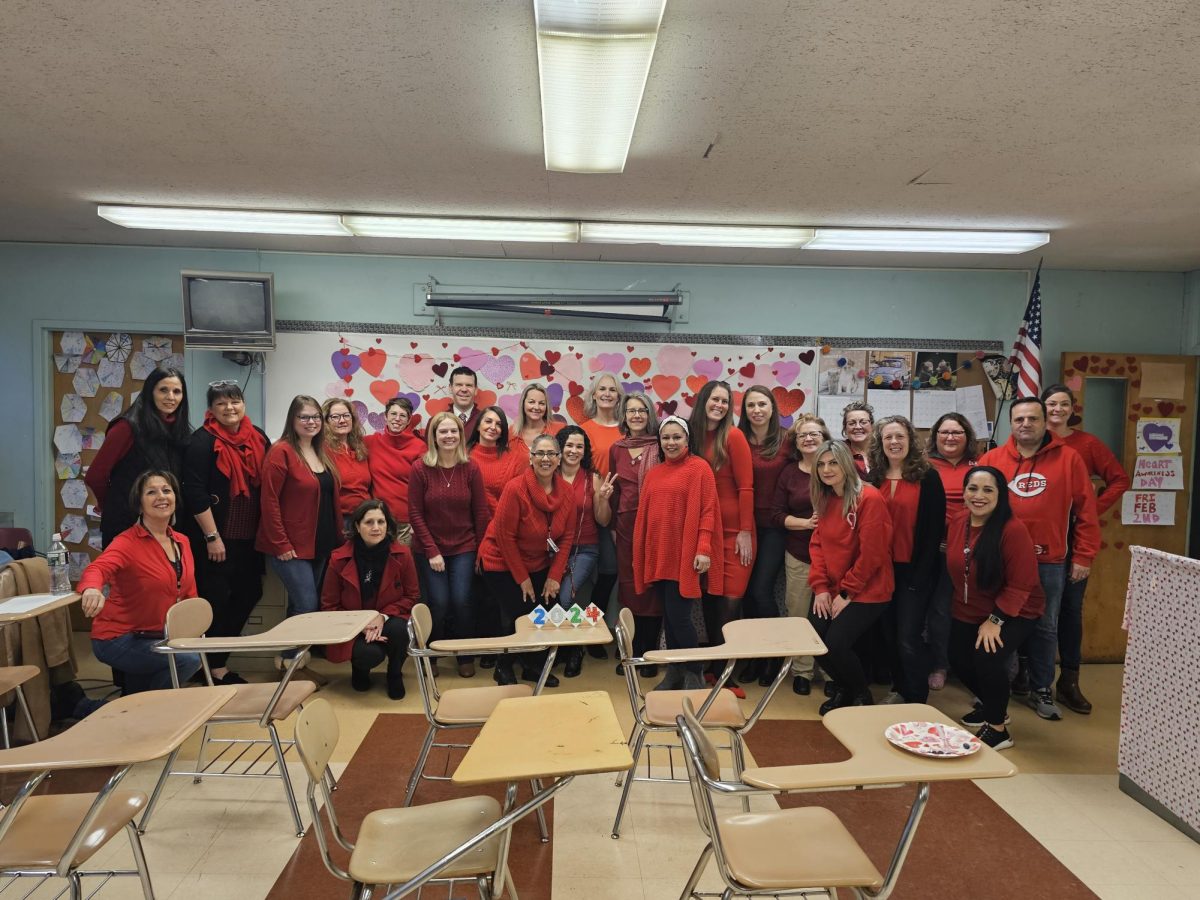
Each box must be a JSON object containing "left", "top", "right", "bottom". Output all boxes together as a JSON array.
[{"left": 0, "top": 241, "right": 1187, "bottom": 542}]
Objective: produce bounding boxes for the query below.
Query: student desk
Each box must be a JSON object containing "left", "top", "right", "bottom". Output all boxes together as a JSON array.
[{"left": 0, "top": 592, "right": 80, "bottom": 624}]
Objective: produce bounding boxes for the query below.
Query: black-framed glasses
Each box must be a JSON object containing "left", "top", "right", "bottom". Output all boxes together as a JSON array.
[
  {"left": 531, "top": 450, "right": 561, "bottom": 459},
  {"left": 937, "top": 430, "right": 967, "bottom": 437},
  {"left": 296, "top": 414, "right": 322, "bottom": 423}
]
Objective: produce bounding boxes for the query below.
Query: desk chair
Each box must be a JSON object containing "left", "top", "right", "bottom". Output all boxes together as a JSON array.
[
  {"left": 295, "top": 698, "right": 514, "bottom": 900},
  {"left": 139, "top": 597, "right": 318, "bottom": 836},
  {"left": 675, "top": 698, "right": 883, "bottom": 900},
  {"left": 0, "top": 664, "right": 39, "bottom": 747}
]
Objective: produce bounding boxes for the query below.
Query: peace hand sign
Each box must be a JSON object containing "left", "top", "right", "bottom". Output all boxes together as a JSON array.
[{"left": 598, "top": 472, "right": 618, "bottom": 499}]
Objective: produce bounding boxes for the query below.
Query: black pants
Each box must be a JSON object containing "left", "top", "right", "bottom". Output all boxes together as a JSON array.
[
  {"left": 948, "top": 616, "right": 1037, "bottom": 727},
  {"left": 351, "top": 616, "right": 410, "bottom": 681},
  {"left": 632, "top": 614, "right": 662, "bottom": 658},
  {"left": 483, "top": 568, "right": 549, "bottom": 676},
  {"left": 743, "top": 527, "right": 786, "bottom": 619},
  {"left": 195, "top": 538, "right": 264, "bottom": 668},
  {"left": 886, "top": 563, "right": 932, "bottom": 702},
  {"left": 811, "top": 601, "right": 889, "bottom": 697},
  {"left": 657, "top": 581, "right": 702, "bottom": 676}
]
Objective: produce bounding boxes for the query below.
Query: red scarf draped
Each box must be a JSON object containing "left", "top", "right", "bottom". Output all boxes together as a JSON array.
[{"left": 203, "top": 412, "right": 268, "bottom": 498}]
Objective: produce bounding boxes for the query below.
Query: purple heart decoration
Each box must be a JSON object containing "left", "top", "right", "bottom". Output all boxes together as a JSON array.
[
  {"left": 693, "top": 358, "right": 723, "bottom": 379},
  {"left": 622, "top": 381, "right": 646, "bottom": 395},
  {"left": 400, "top": 391, "right": 421, "bottom": 412},
  {"left": 772, "top": 361, "right": 801, "bottom": 387},
  {"left": 780, "top": 414, "right": 794, "bottom": 429},
  {"left": 1142, "top": 422, "right": 1173, "bottom": 452},
  {"left": 479, "top": 354, "right": 515, "bottom": 386},
  {"left": 366, "top": 410, "right": 387, "bottom": 433},
  {"left": 546, "top": 382, "right": 564, "bottom": 409},
  {"left": 331, "top": 350, "right": 361, "bottom": 380},
  {"left": 592, "top": 352, "right": 625, "bottom": 373},
  {"left": 351, "top": 400, "right": 369, "bottom": 423}
]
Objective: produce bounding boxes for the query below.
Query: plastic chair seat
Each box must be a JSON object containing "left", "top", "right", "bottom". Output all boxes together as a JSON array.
[
  {"left": 434, "top": 684, "right": 533, "bottom": 724},
  {"left": 644, "top": 689, "right": 746, "bottom": 728},
  {"left": 0, "top": 791, "right": 147, "bottom": 869},
  {"left": 208, "top": 681, "right": 317, "bottom": 721},
  {"left": 0, "top": 665, "right": 40, "bottom": 696},
  {"left": 349, "top": 795, "right": 503, "bottom": 884},
  {"left": 717, "top": 806, "right": 883, "bottom": 891}
]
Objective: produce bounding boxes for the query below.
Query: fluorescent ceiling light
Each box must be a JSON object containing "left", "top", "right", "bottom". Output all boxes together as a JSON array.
[
  {"left": 805, "top": 228, "right": 1050, "bottom": 253},
  {"left": 97, "top": 205, "right": 350, "bottom": 236},
  {"left": 582, "top": 222, "right": 816, "bottom": 248},
  {"left": 344, "top": 215, "right": 579, "bottom": 242},
  {"left": 535, "top": 0, "right": 668, "bottom": 174}
]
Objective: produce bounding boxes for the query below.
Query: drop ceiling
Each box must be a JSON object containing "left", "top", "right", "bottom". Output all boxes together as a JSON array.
[{"left": 2, "top": 0, "right": 1200, "bottom": 270}]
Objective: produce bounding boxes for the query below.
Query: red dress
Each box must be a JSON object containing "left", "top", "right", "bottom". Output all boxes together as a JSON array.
[
  {"left": 581, "top": 419, "right": 621, "bottom": 477},
  {"left": 700, "top": 427, "right": 756, "bottom": 597},
  {"left": 608, "top": 438, "right": 660, "bottom": 614},
  {"left": 634, "top": 451, "right": 722, "bottom": 599}
]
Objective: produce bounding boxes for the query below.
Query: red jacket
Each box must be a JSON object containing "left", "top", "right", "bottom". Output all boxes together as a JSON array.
[
  {"left": 80, "top": 523, "right": 197, "bottom": 641},
  {"left": 320, "top": 540, "right": 420, "bottom": 663},
  {"left": 255, "top": 442, "right": 342, "bottom": 559},
  {"left": 809, "top": 484, "right": 894, "bottom": 603},
  {"left": 634, "top": 452, "right": 723, "bottom": 599},
  {"left": 1060, "top": 429, "right": 1130, "bottom": 517},
  {"left": 478, "top": 468, "right": 577, "bottom": 584},
  {"left": 978, "top": 433, "right": 1100, "bottom": 567},
  {"left": 946, "top": 515, "right": 1045, "bottom": 623}
]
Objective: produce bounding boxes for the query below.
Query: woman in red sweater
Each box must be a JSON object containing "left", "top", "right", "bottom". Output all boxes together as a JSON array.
[
  {"left": 867, "top": 416, "right": 946, "bottom": 704},
  {"left": 511, "top": 383, "right": 564, "bottom": 451},
  {"left": 468, "top": 406, "right": 526, "bottom": 513},
  {"left": 478, "top": 433, "right": 576, "bottom": 687},
  {"left": 634, "top": 416, "right": 722, "bottom": 691},
  {"left": 365, "top": 396, "right": 424, "bottom": 544},
  {"left": 947, "top": 466, "right": 1045, "bottom": 750},
  {"left": 1042, "top": 383, "right": 1130, "bottom": 714},
  {"left": 256, "top": 395, "right": 342, "bottom": 632},
  {"left": 809, "top": 440, "right": 894, "bottom": 714},
  {"left": 80, "top": 470, "right": 201, "bottom": 693},
  {"left": 841, "top": 400, "right": 874, "bottom": 474},
  {"left": 688, "top": 381, "right": 754, "bottom": 684},
  {"left": 322, "top": 398, "right": 372, "bottom": 522},
  {"left": 321, "top": 499, "right": 420, "bottom": 700},
  {"left": 408, "top": 412, "right": 490, "bottom": 678}
]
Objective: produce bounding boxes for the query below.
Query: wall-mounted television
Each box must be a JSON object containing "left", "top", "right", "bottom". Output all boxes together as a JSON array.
[{"left": 182, "top": 270, "right": 275, "bottom": 351}]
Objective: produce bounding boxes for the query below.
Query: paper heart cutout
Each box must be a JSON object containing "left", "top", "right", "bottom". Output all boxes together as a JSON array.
[
  {"left": 332, "top": 350, "right": 361, "bottom": 380},
  {"left": 798, "top": 349, "right": 816, "bottom": 366},
  {"left": 519, "top": 352, "right": 542, "bottom": 380},
  {"left": 540, "top": 360, "right": 555, "bottom": 378},
  {"left": 1065, "top": 375, "right": 1083, "bottom": 391},
  {"left": 568, "top": 381, "right": 584, "bottom": 397},
  {"left": 497, "top": 394, "right": 521, "bottom": 422},
  {"left": 589, "top": 352, "right": 625, "bottom": 374},
  {"left": 739, "top": 362, "right": 756, "bottom": 378},
  {"left": 370, "top": 379, "right": 401, "bottom": 406},
  {"left": 424, "top": 397, "right": 453, "bottom": 417},
  {"left": 771, "top": 387, "right": 805, "bottom": 416},
  {"left": 771, "top": 361, "right": 801, "bottom": 387},
  {"left": 686, "top": 374, "right": 708, "bottom": 394},
  {"left": 398, "top": 355, "right": 433, "bottom": 390},
  {"left": 630, "top": 357, "right": 652, "bottom": 377},
  {"left": 1157, "top": 401, "right": 1176, "bottom": 416},
  {"left": 545, "top": 350, "right": 562, "bottom": 365},
  {"left": 546, "top": 382, "right": 564, "bottom": 409},
  {"left": 1141, "top": 421, "right": 1174, "bottom": 451},
  {"left": 657, "top": 399, "right": 678, "bottom": 417},
  {"left": 622, "top": 382, "right": 645, "bottom": 395},
  {"left": 432, "top": 361, "right": 449, "bottom": 378},
  {"left": 325, "top": 381, "right": 351, "bottom": 399},
  {"left": 366, "top": 410, "right": 387, "bottom": 432},
  {"left": 566, "top": 395, "right": 586, "bottom": 423},
  {"left": 476, "top": 389, "right": 497, "bottom": 408},
  {"left": 360, "top": 347, "right": 387, "bottom": 378},
  {"left": 651, "top": 374, "right": 681, "bottom": 400},
  {"left": 693, "top": 358, "right": 723, "bottom": 380},
  {"left": 1072, "top": 356, "right": 1089, "bottom": 372}
]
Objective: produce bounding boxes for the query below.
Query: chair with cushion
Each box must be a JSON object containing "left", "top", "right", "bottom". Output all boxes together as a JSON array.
[
  {"left": 675, "top": 697, "right": 884, "bottom": 900},
  {"left": 138, "top": 597, "right": 318, "bottom": 836},
  {"left": 294, "top": 697, "right": 514, "bottom": 900}
]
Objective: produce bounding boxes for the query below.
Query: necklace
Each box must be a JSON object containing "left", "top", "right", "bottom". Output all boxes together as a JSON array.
[{"left": 439, "top": 464, "right": 456, "bottom": 489}]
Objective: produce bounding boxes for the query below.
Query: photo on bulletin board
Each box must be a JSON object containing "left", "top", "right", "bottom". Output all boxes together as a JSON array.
[
  {"left": 867, "top": 350, "right": 913, "bottom": 390},
  {"left": 980, "top": 354, "right": 1015, "bottom": 400},
  {"left": 817, "top": 350, "right": 866, "bottom": 396},
  {"left": 914, "top": 351, "right": 958, "bottom": 390}
]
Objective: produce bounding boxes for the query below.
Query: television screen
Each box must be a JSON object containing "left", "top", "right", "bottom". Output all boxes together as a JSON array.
[{"left": 182, "top": 270, "right": 275, "bottom": 350}]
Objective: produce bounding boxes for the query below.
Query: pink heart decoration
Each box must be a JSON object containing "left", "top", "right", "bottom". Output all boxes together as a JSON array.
[
  {"left": 398, "top": 354, "right": 434, "bottom": 390},
  {"left": 497, "top": 393, "right": 521, "bottom": 422},
  {"left": 692, "top": 358, "right": 723, "bottom": 379},
  {"left": 1065, "top": 375, "right": 1083, "bottom": 391},
  {"left": 553, "top": 353, "right": 582, "bottom": 383},
  {"left": 589, "top": 352, "right": 626, "bottom": 374},
  {"left": 771, "top": 361, "right": 801, "bottom": 387},
  {"left": 325, "top": 381, "right": 351, "bottom": 399},
  {"left": 655, "top": 344, "right": 693, "bottom": 375}
]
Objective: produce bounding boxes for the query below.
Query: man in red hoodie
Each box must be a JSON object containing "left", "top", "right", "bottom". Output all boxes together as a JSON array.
[{"left": 979, "top": 397, "right": 1100, "bottom": 720}]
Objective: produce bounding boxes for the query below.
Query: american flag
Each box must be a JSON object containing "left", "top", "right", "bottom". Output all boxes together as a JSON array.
[{"left": 1012, "top": 265, "right": 1042, "bottom": 398}]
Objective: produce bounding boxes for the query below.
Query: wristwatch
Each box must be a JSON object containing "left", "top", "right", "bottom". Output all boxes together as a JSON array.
[
  {"left": 987, "top": 613, "right": 1005, "bottom": 627},
  {"left": 204, "top": 531, "right": 220, "bottom": 544}
]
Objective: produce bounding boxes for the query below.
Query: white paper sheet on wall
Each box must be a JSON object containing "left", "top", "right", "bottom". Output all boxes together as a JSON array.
[
  {"left": 911, "top": 390, "right": 957, "bottom": 428},
  {"left": 1132, "top": 455, "right": 1184, "bottom": 491},
  {"left": 97, "top": 357, "right": 125, "bottom": 387},
  {"left": 60, "top": 393, "right": 87, "bottom": 423},
  {"left": 866, "top": 388, "right": 911, "bottom": 420},
  {"left": 1122, "top": 491, "right": 1175, "bottom": 526},
  {"left": 817, "top": 395, "right": 857, "bottom": 431},
  {"left": 955, "top": 385, "right": 989, "bottom": 438}
]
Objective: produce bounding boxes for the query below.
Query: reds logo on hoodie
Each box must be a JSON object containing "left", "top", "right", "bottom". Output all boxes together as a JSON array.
[{"left": 1009, "top": 471, "right": 1048, "bottom": 497}]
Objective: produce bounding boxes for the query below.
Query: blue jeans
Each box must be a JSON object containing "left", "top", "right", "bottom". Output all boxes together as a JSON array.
[
  {"left": 93, "top": 633, "right": 200, "bottom": 694},
  {"left": 559, "top": 544, "right": 599, "bottom": 609},
  {"left": 415, "top": 551, "right": 476, "bottom": 645},
  {"left": 1027, "top": 561, "right": 1067, "bottom": 692},
  {"left": 1058, "top": 575, "right": 1087, "bottom": 670},
  {"left": 268, "top": 555, "right": 329, "bottom": 618}
]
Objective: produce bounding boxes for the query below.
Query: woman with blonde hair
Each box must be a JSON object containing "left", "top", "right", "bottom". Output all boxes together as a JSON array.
[
  {"left": 579, "top": 373, "right": 625, "bottom": 645},
  {"left": 322, "top": 398, "right": 372, "bottom": 521},
  {"left": 408, "top": 411, "right": 490, "bottom": 677},
  {"left": 512, "top": 382, "right": 563, "bottom": 450}
]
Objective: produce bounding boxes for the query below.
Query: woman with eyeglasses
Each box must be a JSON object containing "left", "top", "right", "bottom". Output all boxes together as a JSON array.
[
  {"left": 595, "top": 392, "right": 661, "bottom": 670},
  {"left": 946, "top": 466, "right": 1045, "bottom": 750},
  {"left": 770, "top": 413, "right": 830, "bottom": 696},
  {"left": 322, "top": 398, "right": 372, "bottom": 523},
  {"left": 925, "top": 412, "right": 978, "bottom": 691},
  {"left": 408, "top": 412, "right": 489, "bottom": 678},
  {"left": 181, "top": 380, "right": 269, "bottom": 685},
  {"left": 478, "top": 434, "right": 577, "bottom": 687},
  {"left": 257, "top": 395, "right": 342, "bottom": 630},
  {"left": 866, "top": 416, "right": 946, "bottom": 704},
  {"left": 86, "top": 367, "right": 193, "bottom": 548},
  {"left": 841, "top": 400, "right": 875, "bottom": 474},
  {"left": 365, "top": 396, "right": 425, "bottom": 545},
  {"left": 634, "top": 416, "right": 722, "bottom": 691},
  {"left": 555, "top": 425, "right": 605, "bottom": 677},
  {"left": 808, "top": 440, "right": 893, "bottom": 714},
  {"left": 511, "top": 383, "right": 563, "bottom": 451}
]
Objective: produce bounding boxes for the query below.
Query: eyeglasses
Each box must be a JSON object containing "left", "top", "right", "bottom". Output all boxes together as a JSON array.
[
  {"left": 327, "top": 413, "right": 352, "bottom": 422},
  {"left": 208, "top": 379, "right": 239, "bottom": 388},
  {"left": 626, "top": 408, "right": 648, "bottom": 416},
  {"left": 296, "top": 414, "right": 322, "bottom": 423},
  {"left": 531, "top": 450, "right": 561, "bottom": 459},
  {"left": 937, "top": 430, "right": 967, "bottom": 437},
  {"left": 797, "top": 431, "right": 824, "bottom": 440}
]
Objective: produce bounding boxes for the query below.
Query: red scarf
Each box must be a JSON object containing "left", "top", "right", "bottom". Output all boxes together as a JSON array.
[
  {"left": 521, "top": 466, "right": 569, "bottom": 519},
  {"left": 203, "top": 412, "right": 268, "bottom": 498}
]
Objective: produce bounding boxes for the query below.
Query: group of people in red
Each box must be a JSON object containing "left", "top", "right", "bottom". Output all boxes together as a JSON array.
[{"left": 79, "top": 359, "right": 1127, "bottom": 750}]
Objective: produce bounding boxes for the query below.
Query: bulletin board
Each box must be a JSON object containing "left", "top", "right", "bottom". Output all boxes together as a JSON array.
[{"left": 49, "top": 330, "right": 184, "bottom": 594}]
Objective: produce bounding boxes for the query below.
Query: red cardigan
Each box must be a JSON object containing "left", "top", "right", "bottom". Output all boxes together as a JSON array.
[
  {"left": 80, "top": 523, "right": 197, "bottom": 641},
  {"left": 320, "top": 540, "right": 420, "bottom": 663},
  {"left": 634, "top": 451, "right": 723, "bottom": 599},
  {"left": 328, "top": 444, "right": 372, "bottom": 516},
  {"left": 808, "top": 484, "right": 894, "bottom": 603},
  {"left": 255, "top": 441, "right": 342, "bottom": 559},
  {"left": 478, "top": 469, "right": 577, "bottom": 584},
  {"left": 946, "top": 515, "right": 1045, "bottom": 623}
]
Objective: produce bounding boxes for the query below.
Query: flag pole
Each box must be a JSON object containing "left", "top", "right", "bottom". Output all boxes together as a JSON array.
[{"left": 990, "top": 256, "right": 1043, "bottom": 449}]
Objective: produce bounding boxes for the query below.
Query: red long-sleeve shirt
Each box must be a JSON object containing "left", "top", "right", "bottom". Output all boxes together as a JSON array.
[
  {"left": 808, "top": 485, "right": 894, "bottom": 603},
  {"left": 407, "top": 460, "right": 490, "bottom": 558},
  {"left": 470, "top": 444, "right": 527, "bottom": 513},
  {"left": 82, "top": 418, "right": 135, "bottom": 508},
  {"left": 365, "top": 430, "right": 425, "bottom": 522},
  {"left": 880, "top": 477, "right": 920, "bottom": 564},
  {"left": 703, "top": 427, "right": 756, "bottom": 533},
  {"left": 328, "top": 445, "right": 372, "bottom": 517},
  {"left": 748, "top": 440, "right": 792, "bottom": 530},
  {"left": 930, "top": 455, "right": 975, "bottom": 529},
  {"left": 946, "top": 515, "right": 1045, "bottom": 623},
  {"left": 478, "top": 469, "right": 576, "bottom": 584},
  {"left": 80, "top": 523, "right": 197, "bottom": 640},
  {"left": 320, "top": 540, "right": 420, "bottom": 663},
  {"left": 634, "top": 452, "right": 723, "bottom": 599},
  {"left": 255, "top": 442, "right": 341, "bottom": 559},
  {"left": 770, "top": 464, "right": 815, "bottom": 562},
  {"left": 1060, "top": 430, "right": 1130, "bottom": 517}
]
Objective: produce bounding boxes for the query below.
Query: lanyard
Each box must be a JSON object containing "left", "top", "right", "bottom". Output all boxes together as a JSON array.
[
  {"left": 962, "top": 526, "right": 979, "bottom": 606},
  {"left": 160, "top": 536, "right": 183, "bottom": 598}
]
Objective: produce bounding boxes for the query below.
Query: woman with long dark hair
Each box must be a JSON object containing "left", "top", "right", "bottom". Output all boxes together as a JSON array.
[
  {"left": 86, "top": 367, "right": 192, "bottom": 547},
  {"left": 947, "top": 466, "right": 1045, "bottom": 750},
  {"left": 468, "top": 405, "right": 526, "bottom": 512},
  {"left": 556, "top": 425, "right": 605, "bottom": 677}
]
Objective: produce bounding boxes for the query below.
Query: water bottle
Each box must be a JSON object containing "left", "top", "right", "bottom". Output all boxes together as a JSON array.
[{"left": 47, "top": 533, "right": 71, "bottom": 594}]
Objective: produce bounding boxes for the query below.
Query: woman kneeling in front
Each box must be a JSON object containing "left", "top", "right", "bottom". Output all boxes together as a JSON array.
[{"left": 321, "top": 499, "right": 420, "bottom": 699}]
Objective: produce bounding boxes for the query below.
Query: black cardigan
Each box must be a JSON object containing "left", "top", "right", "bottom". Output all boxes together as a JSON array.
[
  {"left": 182, "top": 425, "right": 271, "bottom": 534},
  {"left": 870, "top": 466, "right": 946, "bottom": 595}
]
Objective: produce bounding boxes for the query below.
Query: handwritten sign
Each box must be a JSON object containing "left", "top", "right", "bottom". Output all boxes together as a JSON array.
[
  {"left": 1133, "top": 455, "right": 1184, "bottom": 491},
  {"left": 1121, "top": 491, "right": 1175, "bottom": 526},
  {"left": 1135, "top": 418, "right": 1181, "bottom": 455}
]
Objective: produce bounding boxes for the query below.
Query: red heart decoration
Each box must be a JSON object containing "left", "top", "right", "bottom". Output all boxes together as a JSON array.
[
  {"left": 369, "top": 379, "right": 400, "bottom": 405},
  {"left": 545, "top": 350, "right": 561, "bottom": 365},
  {"left": 771, "top": 386, "right": 805, "bottom": 416},
  {"left": 410, "top": 342, "right": 418, "bottom": 349},
  {"left": 1090, "top": 355, "right": 1099, "bottom": 362},
  {"left": 1128, "top": 413, "right": 1139, "bottom": 421},
  {"left": 441, "top": 342, "right": 448, "bottom": 349},
  {"left": 566, "top": 395, "right": 586, "bottom": 423},
  {"left": 1072, "top": 356, "right": 1089, "bottom": 371},
  {"left": 345, "top": 388, "right": 354, "bottom": 397},
  {"left": 627, "top": 346, "right": 635, "bottom": 353},
  {"left": 1105, "top": 358, "right": 1115, "bottom": 366},
  {"left": 376, "top": 338, "right": 383, "bottom": 344},
  {"left": 1115, "top": 541, "right": 1125, "bottom": 549},
  {"left": 622, "top": 372, "right": 631, "bottom": 379},
  {"left": 739, "top": 362, "right": 756, "bottom": 378},
  {"left": 432, "top": 362, "right": 449, "bottom": 378},
  {"left": 1131, "top": 379, "right": 1141, "bottom": 388},
  {"left": 1101, "top": 367, "right": 1110, "bottom": 374},
  {"left": 1117, "top": 367, "right": 1125, "bottom": 375},
  {"left": 339, "top": 347, "right": 351, "bottom": 356},
  {"left": 476, "top": 390, "right": 497, "bottom": 407},
  {"left": 575, "top": 353, "right": 582, "bottom": 359},
  {"left": 651, "top": 374, "right": 681, "bottom": 400},
  {"left": 360, "top": 347, "right": 388, "bottom": 377},
  {"left": 1177, "top": 405, "right": 1187, "bottom": 412},
  {"left": 568, "top": 381, "right": 584, "bottom": 397},
  {"left": 519, "top": 352, "right": 542, "bottom": 380},
  {"left": 453, "top": 354, "right": 461, "bottom": 362},
  {"left": 686, "top": 375, "right": 707, "bottom": 394},
  {"left": 491, "top": 347, "right": 501, "bottom": 356},
  {"left": 630, "top": 357, "right": 652, "bottom": 377},
  {"left": 539, "top": 361, "right": 554, "bottom": 377},
  {"left": 798, "top": 350, "right": 816, "bottom": 366},
  {"left": 1126, "top": 356, "right": 1136, "bottom": 363},
  {"left": 1100, "top": 541, "right": 1108, "bottom": 550},
  {"left": 425, "top": 397, "right": 453, "bottom": 416},
  {"left": 1158, "top": 401, "right": 1175, "bottom": 415},
  {"left": 658, "top": 400, "right": 678, "bottom": 416},
  {"left": 727, "top": 368, "right": 736, "bottom": 376},
  {"left": 681, "top": 392, "right": 695, "bottom": 405}
]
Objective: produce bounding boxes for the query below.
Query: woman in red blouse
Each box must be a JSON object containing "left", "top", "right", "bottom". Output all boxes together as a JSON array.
[
  {"left": 1042, "top": 383, "right": 1130, "bottom": 714},
  {"left": 323, "top": 398, "right": 372, "bottom": 522},
  {"left": 809, "top": 440, "right": 894, "bottom": 714},
  {"left": 946, "top": 466, "right": 1045, "bottom": 750},
  {"left": 321, "top": 500, "right": 420, "bottom": 700},
  {"left": 408, "top": 412, "right": 490, "bottom": 678},
  {"left": 866, "top": 416, "right": 946, "bottom": 704},
  {"left": 634, "top": 416, "right": 721, "bottom": 691},
  {"left": 80, "top": 470, "right": 201, "bottom": 693},
  {"left": 365, "top": 396, "right": 424, "bottom": 544},
  {"left": 478, "top": 433, "right": 576, "bottom": 687},
  {"left": 511, "top": 383, "right": 564, "bottom": 451}
]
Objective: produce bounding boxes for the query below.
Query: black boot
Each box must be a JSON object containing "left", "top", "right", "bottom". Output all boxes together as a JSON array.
[
  {"left": 738, "top": 660, "right": 761, "bottom": 684},
  {"left": 819, "top": 690, "right": 848, "bottom": 716},
  {"left": 351, "top": 667, "right": 371, "bottom": 692},
  {"left": 564, "top": 649, "right": 583, "bottom": 678}
]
